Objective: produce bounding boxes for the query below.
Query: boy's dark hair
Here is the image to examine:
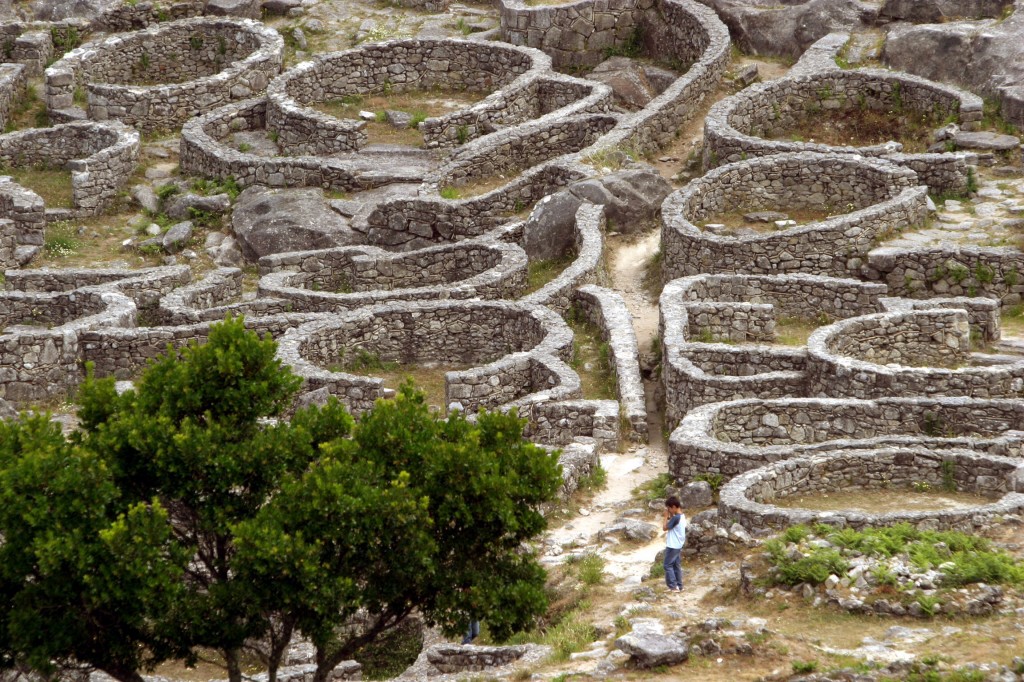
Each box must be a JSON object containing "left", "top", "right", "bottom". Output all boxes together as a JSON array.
[{"left": 665, "top": 495, "right": 681, "bottom": 509}]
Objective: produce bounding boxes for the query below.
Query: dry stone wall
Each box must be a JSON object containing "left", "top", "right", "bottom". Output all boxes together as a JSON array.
[
  {"left": 257, "top": 238, "right": 528, "bottom": 312},
  {"left": 659, "top": 273, "right": 889, "bottom": 426},
  {"left": 670, "top": 396, "right": 1024, "bottom": 483},
  {"left": 0, "top": 121, "right": 139, "bottom": 217},
  {"left": 0, "top": 178, "right": 45, "bottom": 268},
  {"left": 572, "top": 284, "right": 647, "bottom": 442},
  {"left": 0, "top": 266, "right": 189, "bottom": 402},
  {"left": 661, "top": 153, "right": 927, "bottom": 279},
  {"left": 46, "top": 17, "right": 283, "bottom": 132},
  {"left": 867, "top": 245, "right": 1024, "bottom": 306},
  {"left": 179, "top": 98, "right": 425, "bottom": 192},
  {"left": 0, "top": 64, "right": 25, "bottom": 133},
  {"left": 718, "top": 448, "right": 1024, "bottom": 532},
  {"left": 805, "top": 309, "right": 1024, "bottom": 399},
  {"left": 703, "top": 68, "right": 982, "bottom": 192},
  {"left": 266, "top": 39, "right": 546, "bottom": 155}
]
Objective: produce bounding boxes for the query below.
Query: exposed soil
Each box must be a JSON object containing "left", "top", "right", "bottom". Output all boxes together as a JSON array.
[
  {"left": 314, "top": 90, "right": 485, "bottom": 147},
  {"left": 767, "top": 106, "right": 940, "bottom": 153},
  {"left": 700, "top": 207, "right": 837, "bottom": 236}
]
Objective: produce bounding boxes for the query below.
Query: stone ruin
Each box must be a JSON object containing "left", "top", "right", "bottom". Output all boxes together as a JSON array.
[{"left": 1, "top": 0, "right": 1024, "bottom": 675}]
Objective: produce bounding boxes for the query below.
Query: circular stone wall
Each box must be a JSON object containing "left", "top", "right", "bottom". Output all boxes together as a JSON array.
[
  {"left": 257, "top": 239, "right": 528, "bottom": 312},
  {"left": 806, "top": 309, "right": 1024, "bottom": 399},
  {"left": 702, "top": 68, "right": 982, "bottom": 192},
  {"left": 661, "top": 152, "right": 927, "bottom": 279},
  {"left": 45, "top": 17, "right": 283, "bottom": 133},
  {"left": 718, "top": 448, "right": 1024, "bottom": 531},
  {"left": 266, "top": 39, "right": 544, "bottom": 156},
  {"left": 275, "top": 299, "right": 576, "bottom": 415},
  {"left": 670, "top": 396, "right": 1024, "bottom": 483}
]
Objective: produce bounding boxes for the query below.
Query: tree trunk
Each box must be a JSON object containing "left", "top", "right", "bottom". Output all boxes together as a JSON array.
[
  {"left": 225, "top": 647, "right": 243, "bottom": 682},
  {"left": 266, "top": 619, "right": 294, "bottom": 682},
  {"left": 102, "top": 665, "right": 147, "bottom": 682}
]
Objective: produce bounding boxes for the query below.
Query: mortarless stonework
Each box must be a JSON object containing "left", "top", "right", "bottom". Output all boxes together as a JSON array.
[
  {"left": 661, "top": 153, "right": 927, "bottom": 280},
  {"left": 669, "top": 396, "right": 1024, "bottom": 483},
  {"left": 718, "top": 448, "right": 1024, "bottom": 532},
  {"left": 0, "top": 120, "right": 140, "bottom": 218},
  {"left": 659, "top": 273, "right": 889, "bottom": 427},
  {"left": 805, "top": 308, "right": 1024, "bottom": 399},
  {"left": 702, "top": 68, "right": 982, "bottom": 192},
  {"left": 256, "top": 237, "right": 528, "bottom": 311},
  {"left": 267, "top": 39, "right": 551, "bottom": 155},
  {"left": 45, "top": 17, "right": 283, "bottom": 132}
]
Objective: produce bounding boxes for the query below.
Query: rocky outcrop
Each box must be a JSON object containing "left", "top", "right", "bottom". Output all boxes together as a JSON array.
[
  {"left": 882, "top": 9, "right": 1024, "bottom": 125},
  {"left": 232, "top": 186, "right": 361, "bottom": 261},
  {"left": 615, "top": 619, "right": 689, "bottom": 667},
  {"left": 697, "top": 0, "right": 874, "bottom": 59}
]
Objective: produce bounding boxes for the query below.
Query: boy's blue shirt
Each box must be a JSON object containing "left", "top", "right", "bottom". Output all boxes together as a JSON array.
[{"left": 665, "top": 512, "right": 686, "bottom": 549}]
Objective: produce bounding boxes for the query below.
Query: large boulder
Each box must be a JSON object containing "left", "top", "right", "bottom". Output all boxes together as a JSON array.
[
  {"left": 882, "top": 10, "right": 1024, "bottom": 125},
  {"left": 701, "top": 0, "right": 872, "bottom": 58},
  {"left": 28, "top": 0, "right": 117, "bottom": 20},
  {"left": 878, "top": 0, "right": 1012, "bottom": 22},
  {"left": 523, "top": 190, "right": 583, "bottom": 261},
  {"left": 206, "top": 0, "right": 261, "bottom": 18},
  {"left": 166, "top": 193, "right": 232, "bottom": 221},
  {"left": 588, "top": 57, "right": 658, "bottom": 110},
  {"left": 522, "top": 167, "right": 671, "bottom": 260},
  {"left": 615, "top": 619, "right": 689, "bottom": 668},
  {"left": 232, "top": 186, "right": 361, "bottom": 261},
  {"left": 598, "top": 517, "right": 659, "bottom": 542}
]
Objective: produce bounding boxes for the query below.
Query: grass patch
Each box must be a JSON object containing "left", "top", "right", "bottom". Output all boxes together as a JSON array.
[
  {"left": 503, "top": 562, "right": 600, "bottom": 661},
  {"left": 632, "top": 473, "right": 674, "bottom": 504},
  {"left": 43, "top": 220, "right": 80, "bottom": 258},
  {"left": 766, "top": 103, "right": 947, "bottom": 153},
  {"left": 566, "top": 553, "right": 605, "bottom": 586},
  {"left": 1002, "top": 304, "right": 1024, "bottom": 337},
  {"left": 567, "top": 313, "right": 617, "bottom": 401},
  {"left": 313, "top": 89, "right": 485, "bottom": 147},
  {"left": 641, "top": 248, "right": 663, "bottom": 301},
  {"left": 327, "top": 349, "right": 472, "bottom": 409},
  {"left": 524, "top": 252, "right": 576, "bottom": 295},
  {"left": 774, "top": 315, "right": 831, "bottom": 346},
  {"left": 446, "top": 173, "right": 517, "bottom": 199},
  {"left": 2, "top": 166, "right": 74, "bottom": 208},
  {"left": 5, "top": 84, "right": 49, "bottom": 132}
]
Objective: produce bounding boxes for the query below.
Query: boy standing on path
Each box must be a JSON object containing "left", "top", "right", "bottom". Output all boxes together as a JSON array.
[{"left": 663, "top": 495, "right": 686, "bottom": 592}]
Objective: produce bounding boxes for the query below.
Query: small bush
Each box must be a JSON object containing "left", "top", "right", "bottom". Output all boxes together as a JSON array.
[
  {"left": 632, "top": 473, "right": 674, "bottom": 503},
  {"left": 577, "top": 464, "right": 607, "bottom": 492},
  {"left": 43, "top": 221, "right": 79, "bottom": 257},
  {"left": 573, "top": 554, "right": 605, "bottom": 586},
  {"left": 439, "top": 186, "right": 461, "bottom": 200},
  {"left": 792, "top": 661, "right": 818, "bottom": 674}
]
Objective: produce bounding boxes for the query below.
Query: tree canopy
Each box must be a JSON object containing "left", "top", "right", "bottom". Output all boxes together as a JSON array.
[{"left": 0, "top": 317, "right": 562, "bottom": 682}]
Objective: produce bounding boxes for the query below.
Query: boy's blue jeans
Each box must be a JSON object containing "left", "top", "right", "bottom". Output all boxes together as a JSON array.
[{"left": 664, "top": 547, "right": 683, "bottom": 589}]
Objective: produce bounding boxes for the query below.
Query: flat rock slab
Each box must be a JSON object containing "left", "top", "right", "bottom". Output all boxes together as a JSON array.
[
  {"left": 953, "top": 131, "right": 1021, "bottom": 151},
  {"left": 232, "top": 186, "right": 361, "bottom": 261},
  {"left": 598, "top": 517, "right": 659, "bottom": 542},
  {"left": 615, "top": 618, "right": 689, "bottom": 668}
]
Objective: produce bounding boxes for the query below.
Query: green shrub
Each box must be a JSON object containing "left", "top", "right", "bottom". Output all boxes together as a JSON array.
[
  {"left": 765, "top": 544, "right": 849, "bottom": 586},
  {"left": 573, "top": 554, "right": 605, "bottom": 586},
  {"left": 792, "top": 661, "right": 818, "bottom": 674}
]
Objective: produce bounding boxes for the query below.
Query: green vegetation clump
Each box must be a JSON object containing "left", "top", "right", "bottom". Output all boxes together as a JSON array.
[
  {"left": 765, "top": 524, "right": 1024, "bottom": 588},
  {"left": 0, "top": 318, "right": 563, "bottom": 682}
]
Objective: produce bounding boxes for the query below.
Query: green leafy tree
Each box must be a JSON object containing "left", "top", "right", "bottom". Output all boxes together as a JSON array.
[
  {"left": 0, "top": 415, "right": 188, "bottom": 682},
  {"left": 1, "top": 319, "right": 561, "bottom": 682},
  {"left": 75, "top": 317, "right": 354, "bottom": 682},
  {"left": 234, "top": 385, "right": 562, "bottom": 682}
]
